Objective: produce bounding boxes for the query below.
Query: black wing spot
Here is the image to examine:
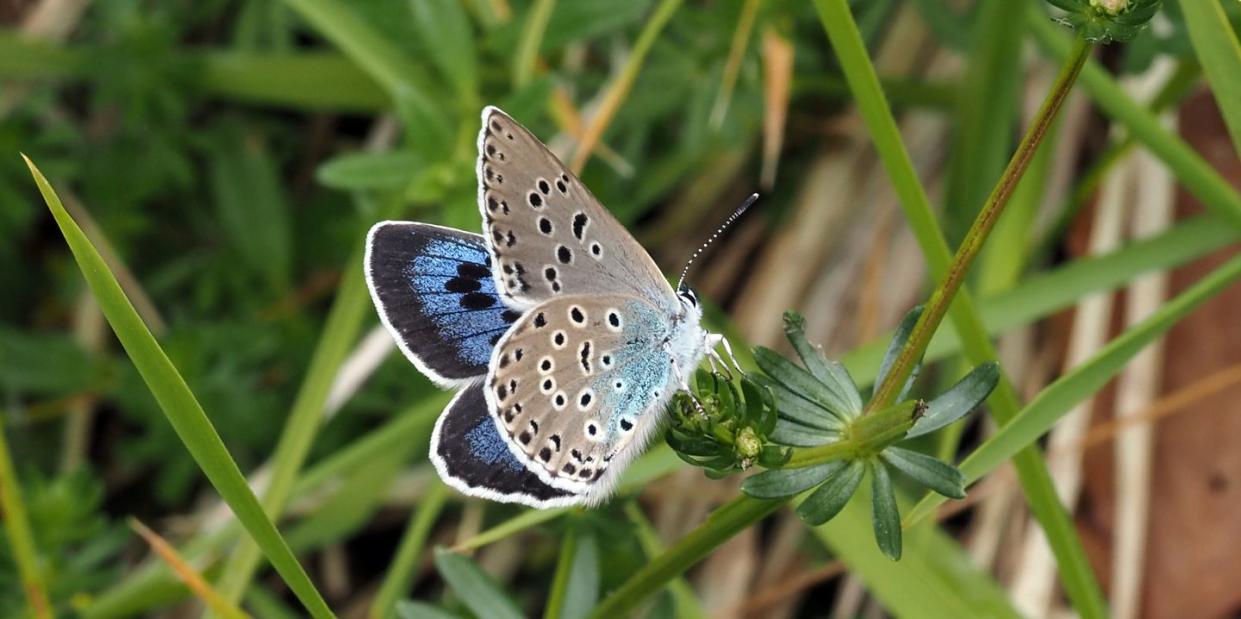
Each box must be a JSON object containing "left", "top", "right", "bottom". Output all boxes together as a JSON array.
[
  {"left": 552, "top": 281, "right": 562, "bottom": 293},
  {"left": 490, "top": 120, "right": 502, "bottom": 132},
  {"left": 554, "top": 393, "right": 566, "bottom": 407},
  {"left": 620, "top": 418, "right": 633, "bottom": 432},
  {"left": 499, "top": 354, "right": 510, "bottom": 369},
  {"left": 501, "top": 309, "right": 521, "bottom": 323},
  {"left": 539, "top": 447, "right": 552, "bottom": 462},
  {"left": 570, "top": 307, "right": 585, "bottom": 324},
  {"left": 586, "top": 423, "right": 598, "bottom": 436},
  {"left": 550, "top": 435, "right": 561, "bottom": 450},
  {"left": 445, "top": 277, "right": 481, "bottom": 293},
  {"left": 571, "top": 449, "right": 583, "bottom": 462},
  {"left": 514, "top": 348, "right": 524, "bottom": 360},
  {"left": 563, "top": 463, "right": 576, "bottom": 475},
  {"left": 557, "top": 246, "right": 572, "bottom": 264},
  {"left": 553, "top": 332, "right": 566, "bottom": 346},
  {"left": 572, "top": 213, "right": 588, "bottom": 240},
  {"left": 460, "top": 293, "right": 496, "bottom": 310},
  {"left": 580, "top": 342, "right": 592, "bottom": 373},
  {"left": 544, "top": 267, "right": 558, "bottom": 282},
  {"left": 579, "top": 468, "right": 592, "bottom": 479},
  {"left": 557, "top": 179, "right": 568, "bottom": 193},
  {"left": 505, "top": 231, "right": 517, "bottom": 247},
  {"left": 530, "top": 419, "right": 539, "bottom": 433},
  {"left": 580, "top": 392, "right": 592, "bottom": 407},
  {"left": 519, "top": 431, "right": 531, "bottom": 445},
  {"left": 591, "top": 243, "right": 602, "bottom": 257},
  {"left": 538, "top": 179, "right": 551, "bottom": 194},
  {"left": 534, "top": 312, "right": 547, "bottom": 328},
  {"left": 608, "top": 312, "right": 621, "bottom": 328},
  {"left": 538, "top": 217, "right": 553, "bottom": 235},
  {"left": 487, "top": 196, "right": 500, "bottom": 211},
  {"left": 541, "top": 359, "right": 552, "bottom": 372},
  {"left": 528, "top": 192, "right": 543, "bottom": 208},
  {"left": 496, "top": 384, "right": 508, "bottom": 400}
]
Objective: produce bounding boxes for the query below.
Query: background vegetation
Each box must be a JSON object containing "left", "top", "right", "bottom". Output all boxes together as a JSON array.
[{"left": 2, "top": 0, "right": 1240, "bottom": 617}]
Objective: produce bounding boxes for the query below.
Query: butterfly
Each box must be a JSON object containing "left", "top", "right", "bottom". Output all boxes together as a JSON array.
[{"left": 365, "top": 107, "right": 736, "bottom": 508}]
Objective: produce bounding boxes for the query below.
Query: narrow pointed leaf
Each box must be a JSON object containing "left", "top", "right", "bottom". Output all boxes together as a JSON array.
[
  {"left": 742, "top": 461, "right": 845, "bottom": 499},
  {"left": 881, "top": 447, "right": 965, "bottom": 499},
  {"left": 771, "top": 420, "right": 838, "bottom": 447},
  {"left": 433, "top": 549, "right": 524, "bottom": 619},
  {"left": 783, "top": 313, "right": 863, "bottom": 415},
  {"left": 869, "top": 461, "right": 902, "bottom": 560},
  {"left": 907, "top": 361, "right": 999, "bottom": 439},
  {"left": 753, "top": 374, "right": 845, "bottom": 430},
  {"left": 22, "top": 158, "right": 335, "bottom": 619},
  {"left": 755, "top": 348, "right": 852, "bottom": 422},
  {"left": 875, "top": 305, "right": 923, "bottom": 399},
  {"left": 795, "top": 460, "right": 864, "bottom": 525}
]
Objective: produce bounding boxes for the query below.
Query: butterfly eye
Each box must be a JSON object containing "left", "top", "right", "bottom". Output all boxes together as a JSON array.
[{"left": 678, "top": 286, "right": 698, "bottom": 307}]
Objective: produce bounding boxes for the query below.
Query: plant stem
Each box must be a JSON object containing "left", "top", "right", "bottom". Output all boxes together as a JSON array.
[
  {"left": 369, "top": 483, "right": 449, "bottom": 619},
  {"left": 0, "top": 419, "right": 52, "bottom": 619},
  {"left": 588, "top": 496, "right": 783, "bottom": 619},
  {"left": 786, "top": 402, "right": 919, "bottom": 468},
  {"left": 868, "top": 35, "right": 1093, "bottom": 412}
]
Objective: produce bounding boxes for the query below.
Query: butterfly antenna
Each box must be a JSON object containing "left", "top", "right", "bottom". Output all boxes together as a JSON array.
[{"left": 676, "top": 193, "right": 759, "bottom": 290}]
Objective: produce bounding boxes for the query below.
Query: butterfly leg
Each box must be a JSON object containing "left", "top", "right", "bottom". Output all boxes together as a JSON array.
[{"left": 705, "top": 332, "right": 744, "bottom": 377}]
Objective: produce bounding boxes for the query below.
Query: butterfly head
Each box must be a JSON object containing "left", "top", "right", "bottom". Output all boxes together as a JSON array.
[{"left": 673, "top": 282, "right": 703, "bottom": 327}]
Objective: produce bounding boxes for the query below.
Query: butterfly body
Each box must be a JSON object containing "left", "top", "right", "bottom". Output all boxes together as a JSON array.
[{"left": 366, "top": 107, "right": 715, "bottom": 508}]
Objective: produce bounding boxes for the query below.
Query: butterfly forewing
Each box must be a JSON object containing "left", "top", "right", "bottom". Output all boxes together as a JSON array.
[
  {"left": 477, "top": 107, "right": 675, "bottom": 311},
  {"left": 485, "top": 294, "right": 677, "bottom": 494}
]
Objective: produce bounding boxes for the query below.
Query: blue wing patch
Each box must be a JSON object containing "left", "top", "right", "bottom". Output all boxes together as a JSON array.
[
  {"left": 431, "top": 383, "right": 581, "bottom": 507},
  {"left": 366, "top": 222, "right": 522, "bottom": 384}
]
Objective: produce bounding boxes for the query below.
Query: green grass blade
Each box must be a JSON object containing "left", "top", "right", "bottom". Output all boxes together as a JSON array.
[
  {"left": 1178, "top": 0, "right": 1241, "bottom": 158},
  {"left": 433, "top": 549, "right": 524, "bottom": 619},
  {"left": 1028, "top": 6, "right": 1241, "bottom": 228},
  {"left": 543, "top": 529, "right": 599, "bottom": 619},
  {"left": 622, "top": 502, "right": 707, "bottom": 619},
  {"left": 513, "top": 0, "right": 557, "bottom": 87},
  {"left": 215, "top": 214, "right": 395, "bottom": 602},
  {"left": 811, "top": 2, "right": 1107, "bottom": 615},
  {"left": 277, "top": 0, "right": 422, "bottom": 96},
  {"left": 812, "top": 497, "right": 1022, "bottom": 619},
  {"left": 906, "top": 252, "right": 1241, "bottom": 525},
  {"left": 0, "top": 417, "right": 52, "bottom": 619},
  {"left": 370, "top": 483, "right": 449, "bottom": 619},
  {"left": 22, "top": 157, "right": 335, "bottom": 619}
]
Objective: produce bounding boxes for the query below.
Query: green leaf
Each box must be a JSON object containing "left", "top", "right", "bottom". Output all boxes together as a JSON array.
[
  {"left": 782, "top": 312, "right": 863, "bottom": 415},
  {"left": 23, "top": 158, "right": 334, "bottom": 619},
  {"left": 875, "top": 305, "right": 922, "bottom": 400},
  {"left": 545, "top": 531, "right": 600, "bottom": 619},
  {"left": 907, "top": 361, "right": 1000, "bottom": 439},
  {"left": 208, "top": 132, "right": 293, "bottom": 294},
  {"left": 1178, "top": 0, "right": 1241, "bottom": 158},
  {"left": 316, "top": 150, "right": 421, "bottom": 191},
  {"left": 752, "top": 374, "right": 846, "bottom": 432},
  {"left": 795, "top": 459, "right": 864, "bottom": 525},
  {"left": 396, "top": 601, "right": 461, "bottom": 619},
  {"left": 881, "top": 447, "right": 966, "bottom": 499},
  {"left": 770, "top": 420, "right": 838, "bottom": 447},
  {"left": 869, "top": 461, "right": 901, "bottom": 560},
  {"left": 409, "top": 0, "right": 477, "bottom": 100},
  {"left": 742, "top": 461, "right": 845, "bottom": 499},
  {"left": 754, "top": 348, "right": 852, "bottom": 423},
  {"left": 434, "top": 549, "right": 524, "bottom": 619},
  {"left": 0, "top": 327, "right": 102, "bottom": 395}
]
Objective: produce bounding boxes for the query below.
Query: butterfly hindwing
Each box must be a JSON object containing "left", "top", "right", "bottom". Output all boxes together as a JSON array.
[
  {"left": 476, "top": 107, "right": 676, "bottom": 311},
  {"left": 365, "top": 222, "right": 522, "bottom": 385},
  {"left": 432, "top": 382, "right": 583, "bottom": 507},
  {"left": 485, "top": 294, "right": 678, "bottom": 497}
]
